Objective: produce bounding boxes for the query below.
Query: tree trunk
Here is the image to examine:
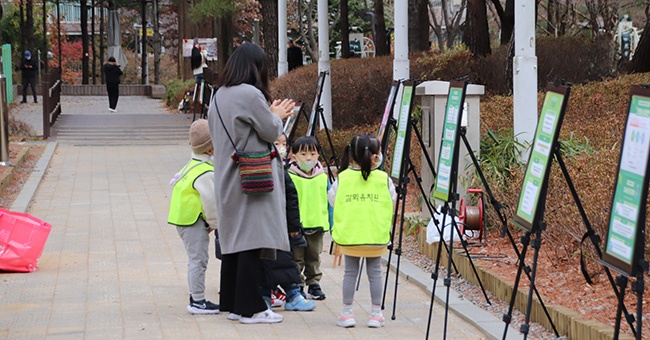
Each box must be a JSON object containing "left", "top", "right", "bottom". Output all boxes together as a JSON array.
[
  {"left": 81, "top": 0, "right": 89, "bottom": 84},
  {"left": 141, "top": 0, "right": 147, "bottom": 84},
  {"left": 630, "top": 18, "right": 650, "bottom": 73},
  {"left": 340, "top": 0, "right": 350, "bottom": 58},
  {"left": 91, "top": 0, "right": 96, "bottom": 84},
  {"left": 41, "top": 0, "right": 47, "bottom": 73},
  {"left": 216, "top": 14, "right": 233, "bottom": 73},
  {"left": 19, "top": 0, "right": 25, "bottom": 53},
  {"left": 373, "top": 0, "right": 388, "bottom": 56},
  {"left": 152, "top": 0, "right": 160, "bottom": 84},
  {"left": 502, "top": 0, "right": 514, "bottom": 44},
  {"left": 26, "top": 0, "right": 34, "bottom": 53},
  {"left": 462, "top": 0, "right": 491, "bottom": 56},
  {"left": 100, "top": 0, "right": 104, "bottom": 83},
  {"left": 409, "top": 0, "right": 429, "bottom": 51},
  {"left": 260, "top": 0, "right": 278, "bottom": 78}
]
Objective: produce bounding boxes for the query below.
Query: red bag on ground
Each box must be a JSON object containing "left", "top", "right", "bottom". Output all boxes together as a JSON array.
[{"left": 0, "top": 208, "right": 51, "bottom": 272}]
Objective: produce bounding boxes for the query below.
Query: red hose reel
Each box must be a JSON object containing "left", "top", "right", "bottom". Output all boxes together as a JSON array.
[{"left": 458, "top": 188, "right": 485, "bottom": 242}]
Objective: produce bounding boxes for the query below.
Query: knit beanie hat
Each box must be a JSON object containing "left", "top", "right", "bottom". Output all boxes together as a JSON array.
[{"left": 189, "top": 119, "right": 212, "bottom": 154}]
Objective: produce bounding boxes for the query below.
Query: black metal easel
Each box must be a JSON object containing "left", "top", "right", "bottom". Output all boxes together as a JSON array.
[{"left": 457, "top": 126, "right": 560, "bottom": 338}]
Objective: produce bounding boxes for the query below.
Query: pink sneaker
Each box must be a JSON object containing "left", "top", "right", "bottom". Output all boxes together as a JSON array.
[
  {"left": 336, "top": 308, "right": 356, "bottom": 328},
  {"left": 368, "top": 311, "right": 385, "bottom": 328}
]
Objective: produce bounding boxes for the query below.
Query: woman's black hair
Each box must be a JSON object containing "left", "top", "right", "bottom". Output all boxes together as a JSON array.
[
  {"left": 217, "top": 42, "right": 271, "bottom": 102},
  {"left": 190, "top": 46, "right": 202, "bottom": 70},
  {"left": 108, "top": 56, "right": 116, "bottom": 62},
  {"left": 339, "top": 133, "right": 380, "bottom": 180},
  {"left": 291, "top": 136, "right": 319, "bottom": 154}
]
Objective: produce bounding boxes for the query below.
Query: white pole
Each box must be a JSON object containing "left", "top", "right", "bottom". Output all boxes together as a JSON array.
[
  {"left": 317, "top": 0, "right": 332, "bottom": 130},
  {"left": 393, "top": 0, "right": 409, "bottom": 80},
  {"left": 278, "top": 0, "right": 288, "bottom": 77},
  {"left": 513, "top": 0, "right": 537, "bottom": 153}
]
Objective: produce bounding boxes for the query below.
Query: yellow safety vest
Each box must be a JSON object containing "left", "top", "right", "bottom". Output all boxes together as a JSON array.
[
  {"left": 168, "top": 159, "right": 213, "bottom": 226},
  {"left": 332, "top": 169, "right": 393, "bottom": 246},
  {"left": 289, "top": 172, "right": 330, "bottom": 231}
]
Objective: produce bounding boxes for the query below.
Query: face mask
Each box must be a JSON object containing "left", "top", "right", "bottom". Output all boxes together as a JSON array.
[
  {"left": 373, "top": 153, "right": 383, "bottom": 170},
  {"left": 278, "top": 147, "right": 287, "bottom": 159},
  {"left": 298, "top": 160, "right": 317, "bottom": 172}
]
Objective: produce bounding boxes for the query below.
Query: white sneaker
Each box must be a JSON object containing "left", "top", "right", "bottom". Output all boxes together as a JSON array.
[
  {"left": 239, "top": 309, "right": 283, "bottom": 324},
  {"left": 109, "top": 108, "right": 116, "bottom": 112},
  {"left": 227, "top": 313, "right": 241, "bottom": 321}
]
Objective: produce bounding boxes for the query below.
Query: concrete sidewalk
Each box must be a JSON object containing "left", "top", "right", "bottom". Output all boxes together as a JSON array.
[{"left": 1, "top": 95, "right": 523, "bottom": 339}]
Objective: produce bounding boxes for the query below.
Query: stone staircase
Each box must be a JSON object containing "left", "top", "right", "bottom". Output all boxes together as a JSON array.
[{"left": 51, "top": 113, "right": 193, "bottom": 145}]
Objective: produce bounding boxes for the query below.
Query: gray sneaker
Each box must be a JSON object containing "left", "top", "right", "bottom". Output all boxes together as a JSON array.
[{"left": 187, "top": 296, "right": 220, "bottom": 315}]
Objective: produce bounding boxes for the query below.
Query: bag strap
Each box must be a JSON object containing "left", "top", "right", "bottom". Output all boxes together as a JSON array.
[{"left": 214, "top": 99, "right": 239, "bottom": 153}]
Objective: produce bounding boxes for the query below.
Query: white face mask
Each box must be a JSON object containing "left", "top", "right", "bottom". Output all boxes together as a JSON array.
[
  {"left": 278, "top": 147, "right": 287, "bottom": 159},
  {"left": 373, "top": 153, "right": 383, "bottom": 170},
  {"left": 298, "top": 160, "right": 317, "bottom": 172}
]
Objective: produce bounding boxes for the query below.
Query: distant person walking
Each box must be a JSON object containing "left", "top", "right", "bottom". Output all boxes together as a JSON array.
[
  {"left": 104, "top": 57, "right": 123, "bottom": 112},
  {"left": 287, "top": 39, "right": 303, "bottom": 72},
  {"left": 20, "top": 50, "right": 38, "bottom": 104}
]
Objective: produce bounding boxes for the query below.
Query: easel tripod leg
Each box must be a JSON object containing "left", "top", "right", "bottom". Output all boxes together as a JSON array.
[
  {"left": 425, "top": 211, "right": 450, "bottom": 339},
  {"left": 613, "top": 275, "right": 629, "bottom": 340},
  {"left": 521, "top": 231, "right": 543, "bottom": 339},
  {"left": 502, "top": 232, "right": 531, "bottom": 340}
]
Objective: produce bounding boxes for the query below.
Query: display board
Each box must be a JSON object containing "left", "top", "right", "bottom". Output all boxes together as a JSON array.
[
  {"left": 389, "top": 80, "right": 416, "bottom": 181},
  {"left": 378, "top": 81, "right": 400, "bottom": 143},
  {"left": 432, "top": 81, "right": 467, "bottom": 202},
  {"left": 182, "top": 38, "right": 218, "bottom": 61},
  {"left": 306, "top": 72, "right": 328, "bottom": 137},
  {"left": 601, "top": 85, "right": 650, "bottom": 276},
  {"left": 284, "top": 102, "right": 304, "bottom": 143},
  {"left": 512, "top": 84, "right": 571, "bottom": 232}
]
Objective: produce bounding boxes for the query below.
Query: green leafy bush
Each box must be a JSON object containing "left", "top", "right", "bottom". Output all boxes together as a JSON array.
[{"left": 164, "top": 79, "right": 195, "bottom": 108}]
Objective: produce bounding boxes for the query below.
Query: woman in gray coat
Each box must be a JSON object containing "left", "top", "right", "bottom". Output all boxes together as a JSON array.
[{"left": 208, "top": 43, "right": 295, "bottom": 324}]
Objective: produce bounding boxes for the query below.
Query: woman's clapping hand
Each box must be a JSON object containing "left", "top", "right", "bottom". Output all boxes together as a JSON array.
[{"left": 270, "top": 99, "right": 295, "bottom": 120}]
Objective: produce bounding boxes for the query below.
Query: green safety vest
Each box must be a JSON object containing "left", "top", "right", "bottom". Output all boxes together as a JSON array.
[
  {"left": 289, "top": 172, "right": 330, "bottom": 231},
  {"left": 168, "top": 159, "right": 213, "bottom": 226},
  {"left": 332, "top": 169, "right": 393, "bottom": 246}
]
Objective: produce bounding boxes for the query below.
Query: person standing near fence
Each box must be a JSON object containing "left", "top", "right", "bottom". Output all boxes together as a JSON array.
[
  {"left": 20, "top": 50, "right": 38, "bottom": 104},
  {"left": 104, "top": 57, "right": 123, "bottom": 112}
]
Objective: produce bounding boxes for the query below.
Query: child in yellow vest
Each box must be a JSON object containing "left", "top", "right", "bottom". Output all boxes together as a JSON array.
[
  {"left": 328, "top": 133, "right": 396, "bottom": 328},
  {"left": 168, "top": 119, "right": 219, "bottom": 315},
  {"left": 287, "top": 136, "right": 330, "bottom": 300}
]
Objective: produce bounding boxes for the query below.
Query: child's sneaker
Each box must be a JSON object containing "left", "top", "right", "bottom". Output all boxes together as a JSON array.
[
  {"left": 271, "top": 289, "right": 286, "bottom": 307},
  {"left": 239, "top": 309, "right": 284, "bottom": 324},
  {"left": 186, "top": 296, "right": 220, "bottom": 315},
  {"left": 368, "top": 311, "right": 385, "bottom": 328},
  {"left": 227, "top": 313, "right": 241, "bottom": 321},
  {"left": 284, "top": 294, "right": 316, "bottom": 311},
  {"left": 336, "top": 306, "right": 356, "bottom": 328},
  {"left": 307, "top": 284, "right": 326, "bottom": 300}
]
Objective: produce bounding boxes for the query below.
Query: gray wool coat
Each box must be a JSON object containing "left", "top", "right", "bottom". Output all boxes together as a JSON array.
[{"left": 208, "top": 84, "right": 290, "bottom": 255}]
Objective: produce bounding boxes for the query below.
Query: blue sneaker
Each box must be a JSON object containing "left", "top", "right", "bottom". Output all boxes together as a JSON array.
[{"left": 284, "top": 295, "right": 316, "bottom": 311}]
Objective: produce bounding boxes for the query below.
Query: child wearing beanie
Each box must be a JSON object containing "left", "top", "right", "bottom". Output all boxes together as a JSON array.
[{"left": 168, "top": 119, "right": 220, "bottom": 314}]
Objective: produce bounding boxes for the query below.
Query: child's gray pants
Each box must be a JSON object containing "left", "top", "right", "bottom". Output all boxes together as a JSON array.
[{"left": 177, "top": 221, "right": 210, "bottom": 301}]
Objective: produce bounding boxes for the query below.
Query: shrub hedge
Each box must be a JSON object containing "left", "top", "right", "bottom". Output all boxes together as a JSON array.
[{"left": 271, "top": 36, "right": 616, "bottom": 130}]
